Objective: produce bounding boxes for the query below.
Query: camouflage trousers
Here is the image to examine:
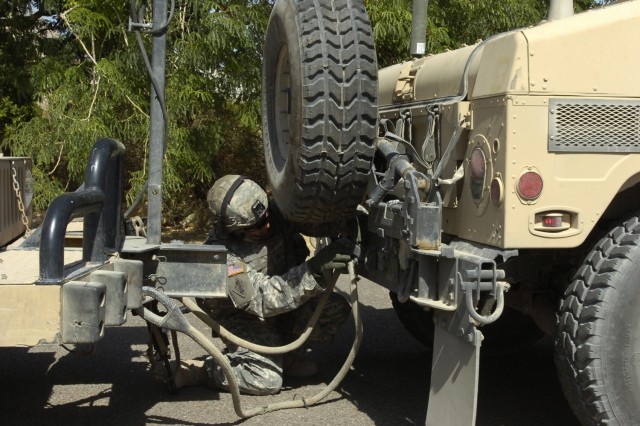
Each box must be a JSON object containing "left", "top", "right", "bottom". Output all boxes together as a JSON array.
[{"left": 201, "top": 292, "right": 350, "bottom": 396}]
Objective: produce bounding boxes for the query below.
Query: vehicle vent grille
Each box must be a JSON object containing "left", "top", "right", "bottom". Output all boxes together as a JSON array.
[{"left": 548, "top": 99, "right": 640, "bottom": 152}]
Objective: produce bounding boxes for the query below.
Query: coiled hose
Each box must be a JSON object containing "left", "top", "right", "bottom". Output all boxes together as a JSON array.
[
  {"left": 181, "top": 269, "right": 340, "bottom": 355},
  {"left": 137, "top": 261, "right": 362, "bottom": 418}
]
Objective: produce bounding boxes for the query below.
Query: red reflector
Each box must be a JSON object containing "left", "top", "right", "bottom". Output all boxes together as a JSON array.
[
  {"left": 490, "top": 177, "right": 503, "bottom": 206},
  {"left": 542, "top": 215, "right": 563, "bottom": 228},
  {"left": 517, "top": 171, "right": 543, "bottom": 200},
  {"left": 470, "top": 148, "right": 486, "bottom": 202},
  {"left": 470, "top": 148, "right": 486, "bottom": 178}
]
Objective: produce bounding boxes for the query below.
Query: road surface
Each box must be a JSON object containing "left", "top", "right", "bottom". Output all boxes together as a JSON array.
[{"left": 0, "top": 276, "right": 580, "bottom": 426}]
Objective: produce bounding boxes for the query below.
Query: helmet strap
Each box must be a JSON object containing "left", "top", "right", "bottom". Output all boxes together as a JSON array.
[{"left": 219, "top": 175, "right": 246, "bottom": 228}]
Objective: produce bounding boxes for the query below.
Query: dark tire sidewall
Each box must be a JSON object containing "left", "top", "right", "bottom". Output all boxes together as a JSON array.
[
  {"left": 602, "top": 249, "right": 640, "bottom": 422},
  {"left": 262, "top": 0, "right": 301, "bottom": 214},
  {"left": 390, "top": 292, "right": 543, "bottom": 356},
  {"left": 390, "top": 292, "right": 434, "bottom": 349},
  {"left": 556, "top": 217, "right": 640, "bottom": 424},
  {"left": 262, "top": 0, "right": 378, "bottom": 224}
]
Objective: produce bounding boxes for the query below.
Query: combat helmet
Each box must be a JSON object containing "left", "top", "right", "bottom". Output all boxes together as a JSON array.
[{"left": 207, "top": 175, "right": 268, "bottom": 232}]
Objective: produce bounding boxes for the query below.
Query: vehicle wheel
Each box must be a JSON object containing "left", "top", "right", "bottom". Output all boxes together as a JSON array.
[
  {"left": 555, "top": 214, "right": 640, "bottom": 425},
  {"left": 390, "top": 292, "right": 434, "bottom": 348},
  {"left": 391, "top": 292, "right": 543, "bottom": 356},
  {"left": 262, "top": 0, "right": 378, "bottom": 223}
]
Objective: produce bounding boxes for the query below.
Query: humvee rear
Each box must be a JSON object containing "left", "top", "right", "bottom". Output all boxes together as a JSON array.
[{"left": 263, "top": 1, "right": 640, "bottom": 424}]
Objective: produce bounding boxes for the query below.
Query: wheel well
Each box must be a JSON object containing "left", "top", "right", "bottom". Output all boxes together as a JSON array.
[{"left": 601, "top": 178, "right": 640, "bottom": 224}]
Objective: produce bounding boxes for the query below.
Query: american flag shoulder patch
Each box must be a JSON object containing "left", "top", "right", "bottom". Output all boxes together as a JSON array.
[{"left": 227, "top": 262, "right": 246, "bottom": 277}]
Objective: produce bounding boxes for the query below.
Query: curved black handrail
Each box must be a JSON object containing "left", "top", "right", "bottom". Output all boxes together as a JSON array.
[{"left": 38, "top": 138, "right": 125, "bottom": 284}]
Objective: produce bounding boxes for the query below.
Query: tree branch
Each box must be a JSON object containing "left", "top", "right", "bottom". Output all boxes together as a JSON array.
[
  {"left": 60, "top": 8, "right": 98, "bottom": 65},
  {"left": 82, "top": 75, "right": 101, "bottom": 121},
  {"left": 47, "top": 141, "right": 65, "bottom": 176},
  {"left": 126, "top": 95, "right": 150, "bottom": 118}
]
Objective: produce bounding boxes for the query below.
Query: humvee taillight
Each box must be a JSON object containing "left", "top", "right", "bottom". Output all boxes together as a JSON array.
[
  {"left": 517, "top": 170, "right": 543, "bottom": 201},
  {"left": 543, "top": 214, "right": 563, "bottom": 228},
  {"left": 490, "top": 177, "right": 503, "bottom": 207},
  {"left": 533, "top": 211, "right": 572, "bottom": 233},
  {"left": 470, "top": 148, "right": 486, "bottom": 202}
]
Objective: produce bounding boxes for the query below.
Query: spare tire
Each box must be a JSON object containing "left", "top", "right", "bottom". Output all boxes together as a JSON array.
[{"left": 262, "top": 0, "right": 378, "bottom": 224}]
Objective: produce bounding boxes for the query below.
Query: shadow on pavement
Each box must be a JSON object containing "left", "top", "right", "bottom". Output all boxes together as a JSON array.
[{"left": 0, "top": 295, "right": 579, "bottom": 426}]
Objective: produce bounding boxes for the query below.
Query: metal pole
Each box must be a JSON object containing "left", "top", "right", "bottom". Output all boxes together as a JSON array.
[
  {"left": 147, "top": 0, "right": 167, "bottom": 245},
  {"left": 410, "top": 0, "right": 428, "bottom": 57},
  {"left": 548, "top": 0, "right": 574, "bottom": 21}
]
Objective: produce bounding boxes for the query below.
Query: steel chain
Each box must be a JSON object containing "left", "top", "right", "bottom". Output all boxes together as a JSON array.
[{"left": 10, "top": 166, "right": 31, "bottom": 236}]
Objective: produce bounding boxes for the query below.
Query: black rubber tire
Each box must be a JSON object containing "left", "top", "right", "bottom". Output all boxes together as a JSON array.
[
  {"left": 262, "top": 0, "right": 378, "bottom": 224},
  {"left": 390, "top": 292, "right": 544, "bottom": 356},
  {"left": 555, "top": 214, "right": 640, "bottom": 425},
  {"left": 390, "top": 292, "right": 434, "bottom": 348}
]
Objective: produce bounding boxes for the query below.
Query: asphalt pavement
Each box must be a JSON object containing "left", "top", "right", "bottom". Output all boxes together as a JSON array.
[{"left": 0, "top": 276, "right": 580, "bottom": 426}]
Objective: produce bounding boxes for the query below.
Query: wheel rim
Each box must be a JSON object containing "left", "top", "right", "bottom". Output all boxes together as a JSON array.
[{"left": 273, "top": 45, "right": 291, "bottom": 171}]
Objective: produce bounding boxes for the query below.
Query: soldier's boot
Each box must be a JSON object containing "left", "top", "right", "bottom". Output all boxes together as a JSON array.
[
  {"left": 283, "top": 350, "right": 318, "bottom": 378},
  {"left": 174, "top": 359, "right": 209, "bottom": 388}
]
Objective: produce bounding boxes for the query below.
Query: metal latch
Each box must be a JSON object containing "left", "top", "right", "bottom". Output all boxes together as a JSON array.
[{"left": 393, "top": 57, "right": 428, "bottom": 102}]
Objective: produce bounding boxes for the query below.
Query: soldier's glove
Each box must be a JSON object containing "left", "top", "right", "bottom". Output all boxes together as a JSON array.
[{"left": 307, "top": 238, "right": 355, "bottom": 276}]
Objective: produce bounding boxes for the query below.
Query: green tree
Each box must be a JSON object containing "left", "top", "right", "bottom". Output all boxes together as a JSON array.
[
  {"left": 366, "top": 0, "right": 604, "bottom": 68},
  {"left": 0, "top": 1, "right": 66, "bottom": 147},
  {"left": 2, "top": 0, "right": 608, "bottom": 225},
  {"left": 3, "top": 0, "right": 270, "bottom": 224}
]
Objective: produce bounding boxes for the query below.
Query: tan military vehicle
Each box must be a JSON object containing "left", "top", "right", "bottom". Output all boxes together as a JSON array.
[
  {"left": 262, "top": 0, "right": 640, "bottom": 424},
  {"left": 3, "top": 0, "right": 638, "bottom": 425}
]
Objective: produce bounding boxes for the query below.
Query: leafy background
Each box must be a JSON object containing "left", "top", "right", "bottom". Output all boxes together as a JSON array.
[{"left": 0, "top": 0, "right": 607, "bottom": 231}]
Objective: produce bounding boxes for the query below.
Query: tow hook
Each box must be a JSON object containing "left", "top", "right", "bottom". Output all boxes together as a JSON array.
[{"left": 460, "top": 267, "right": 509, "bottom": 325}]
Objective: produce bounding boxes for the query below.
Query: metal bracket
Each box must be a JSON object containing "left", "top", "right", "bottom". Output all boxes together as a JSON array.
[
  {"left": 402, "top": 171, "right": 440, "bottom": 250},
  {"left": 427, "top": 321, "right": 481, "bottom": 425},
  {"left": 426, "top": 297, "right": 483, "bottom": 426},
  {"left": 393, "top": 57, "right": 428, "bottom": 102},
  {"left": 424, "top": 247, "right": 509, "bottom": 425}
]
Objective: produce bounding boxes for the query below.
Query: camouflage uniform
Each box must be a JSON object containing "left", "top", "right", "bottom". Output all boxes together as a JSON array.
[{"left": 198, "top": 203, "right": 350, "bottom": 396}]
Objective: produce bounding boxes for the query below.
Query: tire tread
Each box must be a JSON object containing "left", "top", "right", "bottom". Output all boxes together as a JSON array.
[
  {"left": 555, "top": 215, "right": 640, "bottom": 425},
  {"left": 269, "top": 0, "right": 377, "bottom": 223}
]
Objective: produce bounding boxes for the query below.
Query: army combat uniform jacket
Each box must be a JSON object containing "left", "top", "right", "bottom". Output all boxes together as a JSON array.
[{"left": 198, "top": 203, "right": 350, "bottom": 395}]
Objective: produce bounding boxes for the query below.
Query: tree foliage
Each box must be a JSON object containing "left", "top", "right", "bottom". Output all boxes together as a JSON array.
[
  {"left": 366, "top": 0, "right": 604, "bottom": 68},
  {"left": 3, "top": 0, "right": 270, "bottom": 223},
  {"left": 0, "top": 1, "right": 65, "bottom": 145},
  {"left": 0, "top": 0, "right": 608, "bottom": 225}
]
